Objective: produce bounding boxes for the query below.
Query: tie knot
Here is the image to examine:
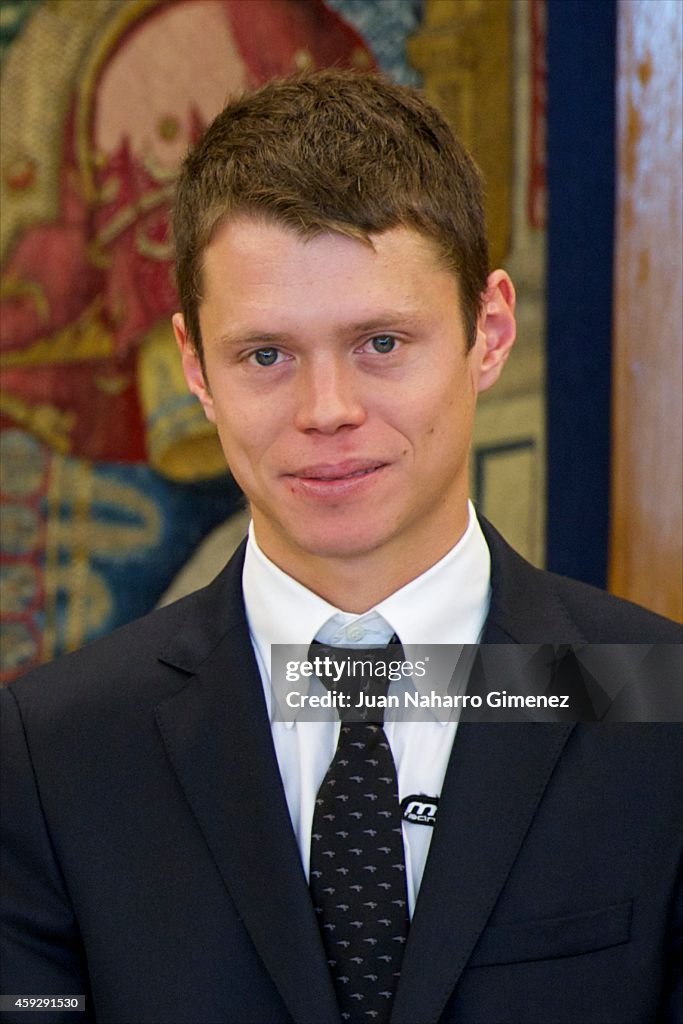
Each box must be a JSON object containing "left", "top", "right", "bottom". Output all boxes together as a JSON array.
[{"left": 308, "top": 636, "right": 404, "bottom": 724}]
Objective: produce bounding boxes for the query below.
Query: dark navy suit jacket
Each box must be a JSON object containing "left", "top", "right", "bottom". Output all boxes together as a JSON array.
[{"left": 1, "top": 519, "right": 682, "bottom": 1023}]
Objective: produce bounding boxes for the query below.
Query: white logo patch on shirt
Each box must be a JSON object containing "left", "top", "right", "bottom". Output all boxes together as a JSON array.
[{"left": 401, "top": 794, "right": 439, "bottom": 827}]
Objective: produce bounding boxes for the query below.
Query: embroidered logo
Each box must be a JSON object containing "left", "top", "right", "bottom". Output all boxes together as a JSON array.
[{"left": 401, "top": 795, "right": 439, "bottom": 826}]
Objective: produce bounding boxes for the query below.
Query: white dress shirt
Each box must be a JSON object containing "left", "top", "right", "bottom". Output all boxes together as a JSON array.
[{"left": 242, "top": 501, "right": 491, "bottom": 916}]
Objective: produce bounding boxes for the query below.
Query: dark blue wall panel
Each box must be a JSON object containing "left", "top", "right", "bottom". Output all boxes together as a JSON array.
[{"left": 546, "top": 0, "right": 616, "bottom": 587}]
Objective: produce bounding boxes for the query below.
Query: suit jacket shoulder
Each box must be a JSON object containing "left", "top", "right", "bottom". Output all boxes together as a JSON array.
[
  {"left": 479, "top": 516, "right": 682, "bottom": 643},
  {"left": 4, "top": 539, "right": 249, "bottom": 734}
]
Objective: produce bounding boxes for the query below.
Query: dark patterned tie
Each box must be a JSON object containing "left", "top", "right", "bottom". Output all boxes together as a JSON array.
[{"left": 309, "top": 638, "right": 409, "bottom": 1023}]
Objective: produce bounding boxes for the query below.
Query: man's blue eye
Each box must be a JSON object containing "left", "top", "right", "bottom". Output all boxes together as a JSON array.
[
  {"left": 370, "top": 335, "right": 396, "bottom": 354},
  {"left": 254, "top": 348, "right": 279, "bottom": 366}
]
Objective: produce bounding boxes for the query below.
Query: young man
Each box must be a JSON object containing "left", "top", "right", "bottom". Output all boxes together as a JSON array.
[{"left": 1, "top": 72, "right": 681, "bottom": 1024}]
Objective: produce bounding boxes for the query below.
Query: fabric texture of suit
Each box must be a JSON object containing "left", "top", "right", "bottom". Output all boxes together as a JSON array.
[{"left": 1, "top": 518, "right": 682, "bottom": 1024}]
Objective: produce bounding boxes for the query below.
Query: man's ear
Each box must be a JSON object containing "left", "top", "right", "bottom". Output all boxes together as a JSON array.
[
  {"left": 172, "top": 313, "right": 216, "bottom": 423},
  {"left": 475, "top": 270, "right": 517, "bottom": 393}
]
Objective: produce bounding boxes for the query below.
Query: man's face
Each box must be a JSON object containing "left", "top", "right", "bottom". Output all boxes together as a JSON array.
[{"left": 176, "top": 217, "right": 513, "bottom": 589}]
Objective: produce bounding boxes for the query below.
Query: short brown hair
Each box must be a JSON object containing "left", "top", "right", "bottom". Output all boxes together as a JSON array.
[{"left": 173, "top": 70, "right": 489, "bottom": 359}]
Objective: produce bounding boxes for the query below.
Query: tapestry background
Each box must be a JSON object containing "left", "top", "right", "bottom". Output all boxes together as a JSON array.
[{"left": 1, "top": 0, "right": 546, "bottom": 681}]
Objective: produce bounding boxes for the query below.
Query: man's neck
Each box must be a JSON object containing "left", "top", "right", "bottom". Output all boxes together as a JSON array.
[{"left": 252, "top": 511, "right": 470, "bottom": 613}]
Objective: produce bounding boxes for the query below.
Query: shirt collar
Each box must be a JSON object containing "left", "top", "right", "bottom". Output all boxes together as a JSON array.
[{"left": 372, "top": 502, "right": 491, "bottom": 647}]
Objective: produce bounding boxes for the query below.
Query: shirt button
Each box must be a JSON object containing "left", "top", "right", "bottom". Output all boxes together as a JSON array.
[{"left": 346, "top": 625, "right": 365, "bottom": 642}]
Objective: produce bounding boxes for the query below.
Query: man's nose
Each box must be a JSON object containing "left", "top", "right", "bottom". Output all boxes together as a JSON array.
[{"left": 293, "top": 360, "right": 367, "bottom": 434}]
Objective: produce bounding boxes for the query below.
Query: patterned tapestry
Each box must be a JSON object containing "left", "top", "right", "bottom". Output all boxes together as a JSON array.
[{"left": 0, "top": 0, "right": 424, "bottom": 681}]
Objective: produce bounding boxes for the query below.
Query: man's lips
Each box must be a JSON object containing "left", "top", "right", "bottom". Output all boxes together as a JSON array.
[{"left": 286, "top": 460, "right": 388, "bottom": 482}]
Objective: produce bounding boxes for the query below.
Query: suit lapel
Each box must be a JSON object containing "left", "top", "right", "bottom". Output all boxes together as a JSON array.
[
  {"left": 391, "top": 721, "right": 573, "bottom": 1023},
  {"left": 392, "top": 516, "right": 584, "bottom": 1023},
  {"left": 155, "top": 546, "right": 340, "bottom": 1024},
  {"left": 477, "top": 514, "right": 587, "bottom": 647}
]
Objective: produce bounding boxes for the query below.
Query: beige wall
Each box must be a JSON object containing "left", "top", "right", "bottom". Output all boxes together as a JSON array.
[{"left": 609, "top": 0, "right": 683, "bottom": 621}]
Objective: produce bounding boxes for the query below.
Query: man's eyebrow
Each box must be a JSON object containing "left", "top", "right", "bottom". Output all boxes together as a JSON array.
[
  {"left": 214, "top": 330, "right": 290, "bottom": 348},
  {"left": 213, "top": 313, "right": 427, "bottom": 348},
  {"left": 347, "top": 312, "right": 427, "bottom": 332}
]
